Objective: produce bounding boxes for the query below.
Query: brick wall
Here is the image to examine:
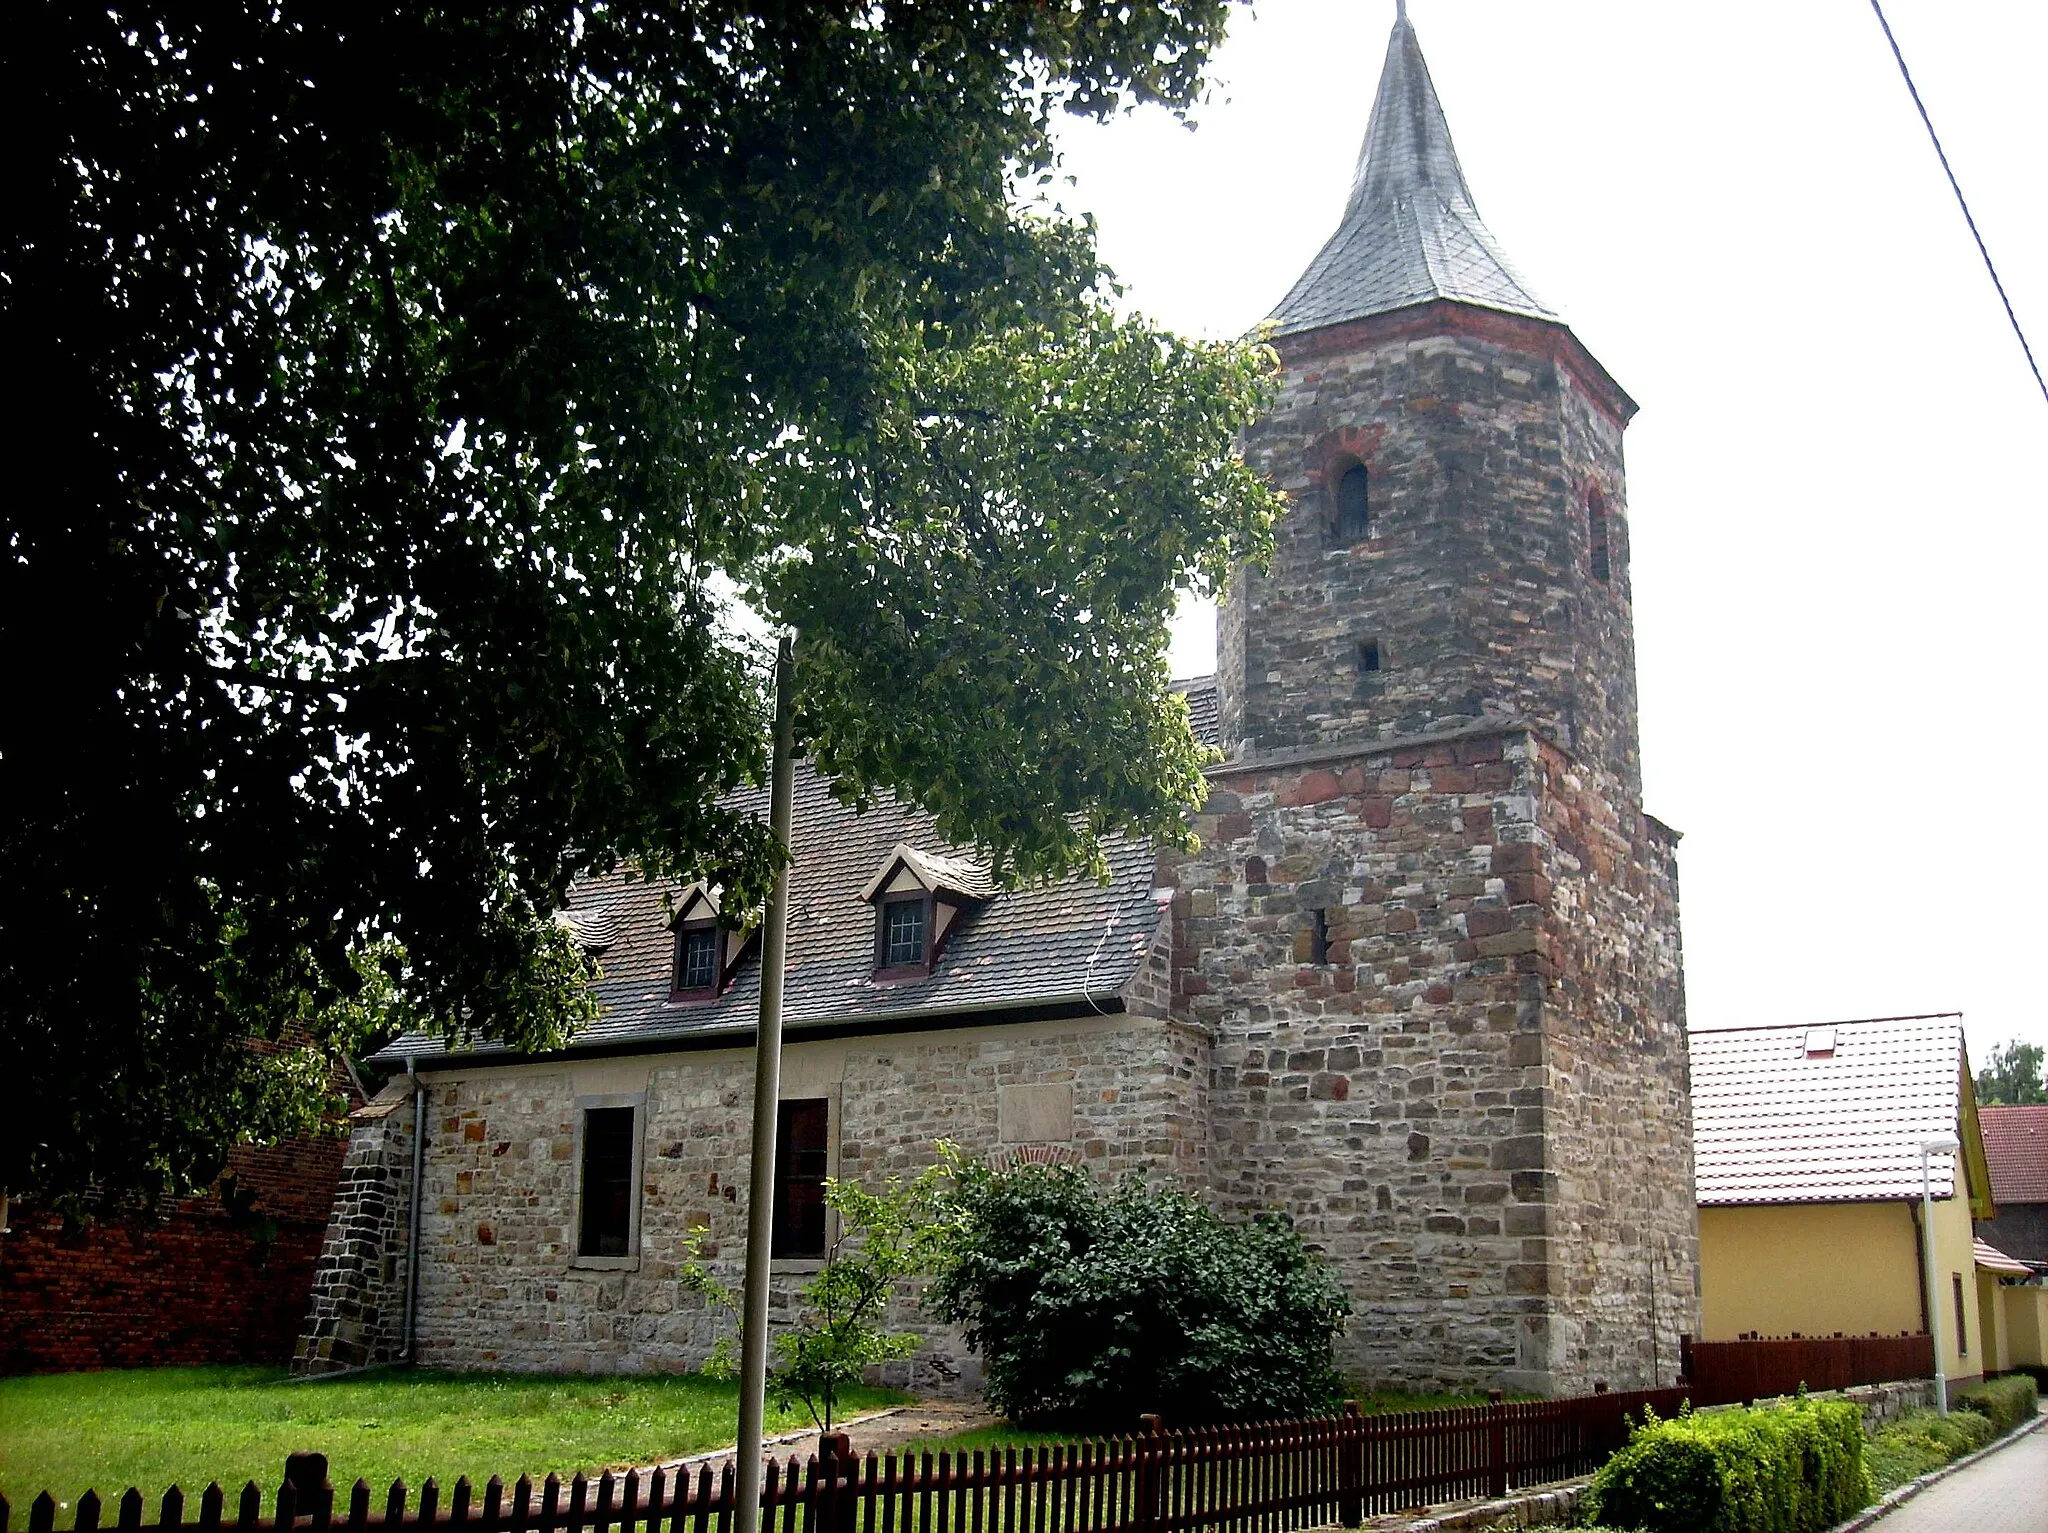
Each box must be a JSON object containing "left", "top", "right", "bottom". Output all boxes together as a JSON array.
[{"left": 1, "top": 1134, "right": 346, "bottom": 1374}]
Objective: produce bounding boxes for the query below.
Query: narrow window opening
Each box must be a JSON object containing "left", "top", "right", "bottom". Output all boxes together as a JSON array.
[
  {"left": 1309, "top": 908, "right": 1331, "bottom": 965},
  {"left": 1588, "top": 489, "right": 1611, "bottom": 585},
  {"left": 1952, "top": 1274, "right": 1968, "bottom": 1356},
  {"left": 1334, "top": 463, "right": 1370, "bottom": 542},
  {"left": 882, "top": 898, "right": 927, "bottom": 968},
  {"left": 772, "top": 1099, "right": 830, "bottom": 1259},
  {"left": 577, "top": 1107, "right": 636, "bottom": 1258},
  {"left": 1358, "top": 638, "right": 1382, "bottom": 674}
]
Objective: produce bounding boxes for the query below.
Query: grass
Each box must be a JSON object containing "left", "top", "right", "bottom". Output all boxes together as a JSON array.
[{"left": 0, "top": 1367, "right": 907, "bottom": 1512}]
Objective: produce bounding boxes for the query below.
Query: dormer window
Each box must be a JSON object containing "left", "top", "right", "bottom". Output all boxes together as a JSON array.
[
  {"left": 678, "top": 926, "right": 719, "bottom": 991},
  {"left": 670, "top": 882, "right": 746, "bottom": 1003},
  {"left": 860, "top": 843, "right": 994, "bottom": 981},
  {"left": 882, "top": 899, "right": 928, "bottom": 968}
]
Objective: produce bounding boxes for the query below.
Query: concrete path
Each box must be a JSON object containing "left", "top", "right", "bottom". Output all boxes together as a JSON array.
[{"left": 1866, "top": 1420, "right": 2048, "bottom": 1532}]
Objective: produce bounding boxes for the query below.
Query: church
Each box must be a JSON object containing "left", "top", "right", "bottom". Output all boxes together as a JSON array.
[{"left": 296, "top": 10, "right": 1698, "bottom": 1399}]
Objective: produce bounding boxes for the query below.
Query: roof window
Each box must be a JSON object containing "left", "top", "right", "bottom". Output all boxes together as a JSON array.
[
  {"left": 1803, "top": 1027, "right": 1837, "bottom": 1058},
  {"left": 670, "top": 882, "right": 751, "bottom": 1002},
  {"left": 861, "top": 843, "right": 993, "bottom": 980}
]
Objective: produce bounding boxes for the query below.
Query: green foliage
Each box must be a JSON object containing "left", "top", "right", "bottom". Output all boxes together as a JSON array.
[
  {"left": 1975, "top": 1040, "right": 2046, "bottom": 1104},
  {"left": 1955, "top": 1373, "right": 2039, "bottom": 1433},
  {"left": 925, "top": 1148, "right": 1348, "bottom": 1426},
  {"left": 770, "top": 1164, "right": 961, "bottom": 1431},
  {"left": 1583, "top": 1399, "right": 1868, "bottom": 1533},
  {"left": 5, "top": 1, "right": 1283, "bottom": 1206},
  {"left": 678, "top": 1162, "right": 960, "bottom": 1430},
  {"left": 1862, "top": 1407, "right": 1994, "bottom": 1498}
]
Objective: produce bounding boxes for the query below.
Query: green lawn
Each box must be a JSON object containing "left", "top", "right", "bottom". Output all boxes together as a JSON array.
[{"left": 0, "top": 1367, "right": 906, "bottom": 1514}]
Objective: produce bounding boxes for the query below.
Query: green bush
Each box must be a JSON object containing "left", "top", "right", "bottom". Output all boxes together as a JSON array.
[
  {"left": 1956, "top": 1374, "right": 2039, "bottom": 1434},
  {"left": 1863, "top": 1407, "right": 1996, "bottom": 1497},
  {"left": 1582, "top": 1399, "right": 1868, "bottom": 1533},
  {"left": 926, "top": 1153, "right": 1348, "bottom": 1426}
]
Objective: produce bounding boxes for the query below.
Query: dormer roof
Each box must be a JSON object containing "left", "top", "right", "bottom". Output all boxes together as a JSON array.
[
  {"left": 670, "top": 881, "right": 721, "bottom": 924},
  {"left": 858, "top": 843, "right": 998, "bottom": 904},
  {"left": 1268, "top": 9, "right": 1554, "bottom": 338}
]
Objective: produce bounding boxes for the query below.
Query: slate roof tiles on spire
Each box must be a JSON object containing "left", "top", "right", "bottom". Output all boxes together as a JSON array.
[{"left": 1269, "top": 9, "right": 1554, "bottom": 337}]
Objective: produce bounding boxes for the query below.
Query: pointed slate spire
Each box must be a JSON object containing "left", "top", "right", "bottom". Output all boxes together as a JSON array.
[{"left": 1268, "top": 9, "right": 1554, "bottom": 336}]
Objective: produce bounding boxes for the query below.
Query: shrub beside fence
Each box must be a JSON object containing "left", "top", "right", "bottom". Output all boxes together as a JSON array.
[
  {"left": 1679, "top": 1332, "right": 1934, "bottom": 1405},
  {"left": 2, "top": 1388, "right": 1692, "bottom": 1533}
]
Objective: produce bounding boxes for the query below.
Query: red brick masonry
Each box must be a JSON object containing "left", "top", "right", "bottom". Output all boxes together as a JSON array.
[{"left": 0, "top": 1133, "right": 346, "bottom": 1373}]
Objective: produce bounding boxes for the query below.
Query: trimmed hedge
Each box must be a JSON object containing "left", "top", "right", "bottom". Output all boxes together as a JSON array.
[
  {"left": 1864, "top": 1408, "right": 1994, "bottom": 1497},
  {"left": 1582, "top": 1398, "right": 1868, "bottom": 1533},
  {"left": 1956, "top": 1373, "right": 2039, "bottom": 1434}
]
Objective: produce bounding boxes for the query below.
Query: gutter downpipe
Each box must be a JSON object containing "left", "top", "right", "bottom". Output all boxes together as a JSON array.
[{"left": 401, "top": 1056, "right": 427, "bottom": 1364}]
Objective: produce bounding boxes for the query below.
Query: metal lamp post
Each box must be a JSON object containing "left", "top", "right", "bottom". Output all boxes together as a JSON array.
[{"left": 1918, "top": 1132, "right": 1961, "bottom": 1416}]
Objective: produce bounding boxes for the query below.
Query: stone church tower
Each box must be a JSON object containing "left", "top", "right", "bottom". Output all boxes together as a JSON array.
[{"left": 1173, "top": 9, "right": 1698, "bottom": 1394}]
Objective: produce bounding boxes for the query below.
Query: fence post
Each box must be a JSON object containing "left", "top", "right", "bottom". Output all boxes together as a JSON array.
[
  {"left": 1338, "top": 1401, "right": 1363, "bottom": 1529},
  {"left": 816, "top": 1433, "right": 855, "bottom": 1533},
  {"left": 1135, "top": 1415, "right": 1165, "bottom": 1533},
  {"left": 285, "top": 1455, "right": 329, "bottom": 1520},
  {"left": 1487, "top": 1392, "right": 1507, "bottom": 1500}
]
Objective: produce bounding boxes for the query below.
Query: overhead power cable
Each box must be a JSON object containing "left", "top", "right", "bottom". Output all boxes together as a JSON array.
[{"left": 1868, "top": 0, "right": 2048, "bottom": 408}]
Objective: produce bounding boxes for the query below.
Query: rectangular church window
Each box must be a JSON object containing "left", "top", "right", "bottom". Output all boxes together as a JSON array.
[
  {"left": 577, "top": 1106, "right": 638, "bottom": 1258},
  {"left": 772, "top": 1098, "right": 830, "bottom": 1259}
]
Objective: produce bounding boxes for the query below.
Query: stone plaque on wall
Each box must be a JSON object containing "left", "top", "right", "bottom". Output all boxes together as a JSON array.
[{"left": 998, "top": 1083, "right": 1074, "bottom": 1145}]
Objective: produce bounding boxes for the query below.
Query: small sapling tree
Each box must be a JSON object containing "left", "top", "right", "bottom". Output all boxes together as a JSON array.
[{"left": 680, "top": 1160, "right": 960, "bottom": 1429}]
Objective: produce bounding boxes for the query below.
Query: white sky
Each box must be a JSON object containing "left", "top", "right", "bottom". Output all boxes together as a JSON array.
[{"left": 1047, "top": 0, "right": 2048, "bottom": 1065}]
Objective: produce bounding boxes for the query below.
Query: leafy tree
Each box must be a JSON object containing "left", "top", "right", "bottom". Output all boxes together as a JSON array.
[
  {"left": 4, "top": 3, "right": 1279, "bottom": 1206},
  {"left": 1975, "top": 1040, "right": 2047, "bottom": 1105},
  {"left": 680, "top": 1162, "right": 959, "bottom": 1429},
  {"left": 927, "top": 1152, "right": 1348, "bottom": 1426}
]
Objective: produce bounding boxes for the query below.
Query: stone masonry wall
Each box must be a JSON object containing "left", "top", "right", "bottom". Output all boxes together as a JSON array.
[
  {"left": 294, "top": 1086, "right": 416, "bottom": 1373},
  {"left": 396, "top": 1013, "right": 1202, "bottom": 1391},
  {"left": 1520, "top": 738, "right": 1694, "bottom": 1391},
  {"left": 1168, "top": 722, "right": 1694, "bottom": 1395},
  {"left": 1220, "top": 305, "right": 1642, "bottom": 800}
]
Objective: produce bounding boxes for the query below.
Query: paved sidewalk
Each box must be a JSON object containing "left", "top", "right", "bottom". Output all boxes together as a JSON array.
[{"left": 1866, "top": 1420, "right": 2048, "bottom": 1532}]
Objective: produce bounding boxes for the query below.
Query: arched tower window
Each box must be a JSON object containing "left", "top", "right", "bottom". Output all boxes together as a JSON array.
[
  {"left": 1333, "top": 462, "right": 1370, "bottom": 543},
  {"left": 1587, "top": 488, "right": 1611, "bottom": 584}
]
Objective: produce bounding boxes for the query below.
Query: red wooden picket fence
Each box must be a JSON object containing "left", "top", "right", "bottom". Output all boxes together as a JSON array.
[
  {"left": 1, "top": 1389, "right": 1693, "bottom": 1533},
  {"left": 1679, "top": 1332, "right": 1935, "bottom": 1406}
]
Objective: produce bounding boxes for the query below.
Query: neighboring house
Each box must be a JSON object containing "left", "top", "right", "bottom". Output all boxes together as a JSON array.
[
  {"left": 1976, "top": 1104, "right": 2048, "bottom": 1268},
  {"left": 1689, "top": 1014, "right": 2029, "bottom": 1399},
  {"left": 294, "top": 10, "right": 1699, "bottom": 1398}
]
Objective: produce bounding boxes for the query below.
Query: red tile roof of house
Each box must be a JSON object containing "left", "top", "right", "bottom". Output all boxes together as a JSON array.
[
  {"left": 1691, "top": 1014, "right": 1970, "bottom": 1205},
  {"left": 1979, "top": 1104, "right": 2048, "bottom": 1205}
]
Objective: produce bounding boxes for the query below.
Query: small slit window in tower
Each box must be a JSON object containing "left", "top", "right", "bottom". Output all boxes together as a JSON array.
[
  {"left": 1358, "top": 638, "right": 1382, "bottom": 674},
  {"left": 1588, "top": 489, "right": 1611, "bottom": 584},
  {"left": 1335, "top": 463, "right": 1370, "bottom": 542},
  {"left": 1309, "top": 908, "right": 1331, "bottom": 965}
]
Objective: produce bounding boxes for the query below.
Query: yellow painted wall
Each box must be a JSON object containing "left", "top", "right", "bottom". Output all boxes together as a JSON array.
[
  {"left": 1699, "top": 1202, "right": 1922, "bottom": 1340},
  {"left": 1928, "top": 1187, "right": 1984, "bottom": 1387},
  {"left": 2004, "top": 1286, "right": 2048, "bottom": 1369},
  {"left": 1976, "top": 1270, "right": 2009, "bottom": 1375}
]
